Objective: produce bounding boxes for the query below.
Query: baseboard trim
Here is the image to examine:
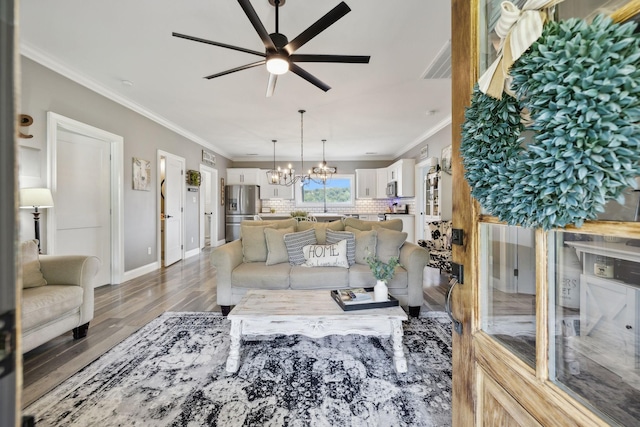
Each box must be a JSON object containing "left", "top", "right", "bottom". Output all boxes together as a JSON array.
[
  {"left": 185, "top": 248, "right": 200, "bottom": 259},
  {"left": 122, "top": 261, "right": 160, "bottom": 282}
]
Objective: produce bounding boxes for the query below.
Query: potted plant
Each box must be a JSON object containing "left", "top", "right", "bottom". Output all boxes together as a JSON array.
[{"left": 365, "top": 252, "right": 402, "bottom": 301}]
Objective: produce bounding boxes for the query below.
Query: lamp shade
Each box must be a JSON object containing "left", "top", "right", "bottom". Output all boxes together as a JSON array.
[{"left": 19, "top": 188, "right": 54, "bottom": 208}]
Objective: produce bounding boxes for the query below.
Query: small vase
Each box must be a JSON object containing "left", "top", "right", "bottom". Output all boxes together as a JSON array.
[{"left": 374, "top": 280, "right": 388, "bottom": 301}]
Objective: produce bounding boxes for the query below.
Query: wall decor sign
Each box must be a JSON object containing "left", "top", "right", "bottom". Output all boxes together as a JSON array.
[
  {"left": 441, "top": 145, "right": 452, "bottom": 175},
  {"left": 132, "top": 157, "right": 151, "bottom": 191},
  {"left": 220, "top": 178, "right": 225, "bottom": 205},
  {"left": 202, "top": 150, "right": 216, "bottom": 166}
]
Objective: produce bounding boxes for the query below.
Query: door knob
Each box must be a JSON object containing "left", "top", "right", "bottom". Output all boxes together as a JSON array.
[{"left": 166, "top": 215, "right": 173, "bottom": 218}]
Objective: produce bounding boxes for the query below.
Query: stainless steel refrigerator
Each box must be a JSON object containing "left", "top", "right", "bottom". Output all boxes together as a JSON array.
[{"left": 225, "top": 185, "right": 261, "bottom": 242}]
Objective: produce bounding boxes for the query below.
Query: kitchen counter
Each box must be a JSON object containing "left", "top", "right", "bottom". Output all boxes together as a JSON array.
[{"left": 259, "top": 213, "right": 349, "bottom": 222}]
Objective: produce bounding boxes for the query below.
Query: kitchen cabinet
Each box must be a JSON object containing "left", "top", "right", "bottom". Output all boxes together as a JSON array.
[
  {"left": 424, "top": 171, "right": 441, "bottom": 221},
  {"left": 355, "top": 169, "right": 377, "bottom": 199},
  {"left": 226, "top": 168, "right": 261, "bottom": 185},
  {"left": 376, "top": 168, "right": 388, "bottom": 198},
  {"left": 385, "top": 214, "right": 415, "bottom": 244},
  {"left": 358, "top": 214, "right": 378, "bottom": 221},
  {"left": 259, "top": 171, "right": 294, "bottom": 199},
  {"left": 386, "top": 159, "right": 415, "bottom": 197}
]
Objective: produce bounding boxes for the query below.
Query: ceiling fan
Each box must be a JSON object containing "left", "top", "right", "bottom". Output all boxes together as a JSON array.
[{"left": 172, "top": 0, "right": 370, "bottom": 97}]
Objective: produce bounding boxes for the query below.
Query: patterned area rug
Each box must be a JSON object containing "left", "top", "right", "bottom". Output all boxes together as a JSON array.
[{"left": 27, "top": 312, "right": 452, "bottom": 426}]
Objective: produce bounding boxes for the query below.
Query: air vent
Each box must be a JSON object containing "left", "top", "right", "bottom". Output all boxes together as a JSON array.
[{"left": 421, "top": 40, "right": 451, "bottom": 79}]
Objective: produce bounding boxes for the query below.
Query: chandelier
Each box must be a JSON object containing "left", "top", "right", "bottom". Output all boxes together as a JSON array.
[
  {"left": 265, "top": 109, "right": 311, "bottom": 187},
  {"left": 311, "top": 139, "right": 337, "bottom": 183}
]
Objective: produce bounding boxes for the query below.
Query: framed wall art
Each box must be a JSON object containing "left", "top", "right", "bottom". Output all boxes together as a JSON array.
[
  {"left": 132, "top": 157, "right": 151, "bottom": 191},
  {"left": 220, "top": 177, "right": 225, "bottom": 205},
  {"left": 441, "top": 145, "right": 452, "bottom": 175}
]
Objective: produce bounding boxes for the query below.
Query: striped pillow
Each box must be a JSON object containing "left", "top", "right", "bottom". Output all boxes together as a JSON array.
[
  {"left": 283, "top": 228, "right": 318, "bottom": 265},
  {"left": 325, "top": 229, "right": 356, "bottom": 266}
]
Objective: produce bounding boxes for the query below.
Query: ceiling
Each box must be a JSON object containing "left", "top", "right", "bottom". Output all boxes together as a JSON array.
[{"left": 19, "top": 0, "right": 452, "bottom": 162}]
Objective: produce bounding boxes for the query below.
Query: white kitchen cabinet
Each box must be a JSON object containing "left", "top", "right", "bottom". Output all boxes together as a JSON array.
[
  {"left": 358, "top": 214, "right": 378, "bottom": 221},
  {"left": 424, "top": 171, "right": 441, "bottom": 221},
  {"left": 386, "top": 159, "right": 415, "bottom": 197},
  {"left": 226, "top": 168, "right": 261, "bottom": 185},
  {"left": 385, "top": 214, "right": 415, "bottom": 243},
  {"left": 355, "top": 169, "right": 377, "bottom": 199},
  {"left": 376, "top": 168, "right": 388, "bottom": 198},
  {"left": 259, "top": 171, "right": 294, "bottom": 199}
]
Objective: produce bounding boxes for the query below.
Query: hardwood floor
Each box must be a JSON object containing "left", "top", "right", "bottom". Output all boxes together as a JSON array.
[{"left": 21, "top": 249, "right": 450, "bottom": 408}]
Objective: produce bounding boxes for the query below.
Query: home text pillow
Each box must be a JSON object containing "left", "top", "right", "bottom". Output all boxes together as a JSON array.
[
  {"left": 345, "top": 226, "right": 377, "bottom": 265},
  {"left": 241, "top": 224, "right": 275, "bottom": 262},
  {"left": 21, "top": 239, "right": 47, "bottom": 288},
  {"left": 296, "top": 220, "right": 344, "bottom": 244},
  {"left": 283, "top": 228, "right": 317, "bottom": 265},
  {"left": 302, "top": 240, "right": 349, "bottom": 268},
  {"left": 325, "top": 229, "right": 356, "bottom": 266},
  {"left": 373, "top": 226, "right": 407, "bottom": 263},
  {"left": 264, "top": 226, "right": 295, "bottom": 265}
]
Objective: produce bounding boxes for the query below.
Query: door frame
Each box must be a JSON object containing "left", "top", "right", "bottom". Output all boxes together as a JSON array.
[
  {"left": 46, "top": 112, "right": 124, "bottom": 284},
  {"left": 199, "top": 164, "right": 218, "bottom": 248},
  {"left": 156, "top": 150, "right": 185, "bottom": 266}
]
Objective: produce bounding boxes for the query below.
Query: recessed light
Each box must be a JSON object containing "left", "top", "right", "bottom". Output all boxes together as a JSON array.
[
  {"left": 365, "top": 152, "right": 377, "bottom": 155},
  {"left": 121, "top": 80, "right": 134, "bottom": 87},
  {"left": 426, "top": 110, "right": 437, "bottom": 116},
  {"left": 246, "top": 153, "right": 258, "bottom": 156}
]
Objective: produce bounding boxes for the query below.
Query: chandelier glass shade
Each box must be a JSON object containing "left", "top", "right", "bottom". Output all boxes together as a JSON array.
[
  {"left": 264, "top": 110, "right": 311, "bottom": 187},
  {"left": 311, "top": 139, "right": 336, "bottom": 183}
]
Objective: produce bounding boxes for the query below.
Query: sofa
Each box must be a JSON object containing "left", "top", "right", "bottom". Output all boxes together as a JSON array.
[
  {"left": 20, "top": 240, "right": 100, "bottom": 353},
  {"left": 418, "top": 220, "right": 452, "bottom": 273},
  {"left": 211, "top": 217, "right": 430, "bottom": 317}
]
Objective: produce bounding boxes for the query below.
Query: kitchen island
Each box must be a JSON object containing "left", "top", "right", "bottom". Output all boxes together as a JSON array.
[{"left": 258, "top": 212, "right": 351, "bottom": 222}]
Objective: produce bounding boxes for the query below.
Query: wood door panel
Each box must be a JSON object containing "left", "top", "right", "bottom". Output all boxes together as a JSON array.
[{"left": 480, "top": 370, "right": 543, "bottom": 427}]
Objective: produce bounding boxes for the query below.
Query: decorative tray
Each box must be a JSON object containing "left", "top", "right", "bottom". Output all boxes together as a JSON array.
[{"left": 330, "top": 288, "right": 400, "bottom": 311}]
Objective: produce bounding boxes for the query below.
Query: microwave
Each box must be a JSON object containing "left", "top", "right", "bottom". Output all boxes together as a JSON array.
[{"left": 386, "top": 181, "right": 397, "bottom": 197}]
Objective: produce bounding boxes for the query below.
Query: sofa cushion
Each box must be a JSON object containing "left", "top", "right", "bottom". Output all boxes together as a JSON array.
[
  {"left": 283, "top": 228, "right": 317, "bottom": 265},
  {"left": 21, "top": 239, "right": 47, "bottom": 289},
  {"left": 242, "top": 218, "right": 298, "bottom": 230},
  {"left": 22, "top": 285, "right": 83, "bottom": 330},
  {"left": 295, "top": 220, "right": 344, "bottom": 244},
  {"left": 343, "top": 217, "right": 403, "bottom": 232},
  {"left": 264, "top": 227, "right": 295, "bottom": 265},
  {"left": 325, "top": 229, "right": 356, "bottom": 265},
  {"left": 290, "top": 266, "right": 349, "bottom": 289},
  {"left": 373, "top": 226, "right": 408, "bottom": 263},
  {"left": 345, "top": 227, "right": 377, "bottom": 265},
  {"left": 232, "top": 262, "right": 291, "bottom": 289},
  {"left": 302, "top": 240, "right": 349, "bottom": 268},
  {"left": 241, "top": 224, "right": 275, "bottom": 262}
]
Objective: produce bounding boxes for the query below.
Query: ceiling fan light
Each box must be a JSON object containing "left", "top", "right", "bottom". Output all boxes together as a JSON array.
[{"left": 266, "top": 56, "right": 289, "bottom": 75}]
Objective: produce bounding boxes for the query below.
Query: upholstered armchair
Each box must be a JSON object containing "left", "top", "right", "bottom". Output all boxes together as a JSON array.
[{"left": 419, "top": 220, "right": 452, "bottom": 273}]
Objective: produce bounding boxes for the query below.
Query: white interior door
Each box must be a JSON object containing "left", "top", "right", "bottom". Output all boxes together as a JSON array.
[
  {"left": 199, "top": 165, "right": 217, "bottom": 248},
  {"left": 55, "top": 129, "right": 111, "bottom": 286},
  {"left": 162, "top": 153, "right": 184, "bottom": 266}
]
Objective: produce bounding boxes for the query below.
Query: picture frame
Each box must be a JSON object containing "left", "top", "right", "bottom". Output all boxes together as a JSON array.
[
  {"left": 202, "top": 149, "right": 216, "bottom": 166},
  {"left": 441, "top": 145, "right": 452, "bottom": 175},
  {"left": 132, "top": 157, "right": 151, "bottom": 191},
  {"left": 220, "top": 178, "right": 225, "bottom": 205}
]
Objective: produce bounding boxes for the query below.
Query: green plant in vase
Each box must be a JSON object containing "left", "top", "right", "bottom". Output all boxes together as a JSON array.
[{"left": 365, "top": 252, "right": 402, "bottom": 301}]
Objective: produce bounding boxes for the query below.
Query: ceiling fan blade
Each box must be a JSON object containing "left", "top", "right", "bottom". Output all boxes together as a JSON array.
[
  {"left": 172, "top": 32, "right": 265, "bottom": 57},
  {"left": 204, "top": 60, "right": 266, "bottom": 79},
  {"left": 237, "top": 0, "right": 277, "bottom": 51},
  {"left": 290, "top": 63, "right": 330, "bottom": 92},
  {"left": 284, "top": 2, "right": 351, "bottom": 54},
  {"left": 290, "top": 54, "right": 370, "bottom": 63},
  {"left": 266, "top": 74, "right": 278, "bottom": 97}
]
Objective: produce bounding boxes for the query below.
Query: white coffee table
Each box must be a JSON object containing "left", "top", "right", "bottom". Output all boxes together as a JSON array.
[{"left": 225, "top": 289, "right": 409, "bottom": 373}]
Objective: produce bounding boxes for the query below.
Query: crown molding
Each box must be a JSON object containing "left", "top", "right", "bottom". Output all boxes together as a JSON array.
[
  {"left": 20, "top": 42, "right": 231, "bottom": 159},
  {"left": 394, "top": 116, "right": 452, "bottom": 159}
]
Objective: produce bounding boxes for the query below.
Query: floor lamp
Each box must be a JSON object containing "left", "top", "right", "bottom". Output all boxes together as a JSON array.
[{"left": 19, "top": 188, "right": 54, "bottom": 253}]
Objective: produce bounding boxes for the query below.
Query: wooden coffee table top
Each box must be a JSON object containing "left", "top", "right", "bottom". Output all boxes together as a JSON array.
[{"left": 228, "top": 289, "right": 407, "bottom": 320}]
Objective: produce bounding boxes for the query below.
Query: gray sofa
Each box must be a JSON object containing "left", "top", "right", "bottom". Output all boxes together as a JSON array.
[
  {"left": 211, "top": 217, "right": 429, "bottom": 317},
  {"left": 21, "top": 239, "right": 100, "bottom": 353}
]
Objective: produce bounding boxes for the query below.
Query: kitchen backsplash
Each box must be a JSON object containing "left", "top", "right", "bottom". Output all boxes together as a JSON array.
[{"left": 262, "top": 199, "right": 416, "bottom": 215}]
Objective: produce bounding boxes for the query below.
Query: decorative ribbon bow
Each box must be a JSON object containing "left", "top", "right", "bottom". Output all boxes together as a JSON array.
[{"left": 478, "top": 0, "right": 564, "bottom": 99}]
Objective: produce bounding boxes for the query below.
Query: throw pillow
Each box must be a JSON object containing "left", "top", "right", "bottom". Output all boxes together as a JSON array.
[
  {"left": 325, "top": 229, "right": 356, "bottom": 266},
  {"left": 283, "top": 228, "right": 318, "bottom": 265},
  {"left": 301, "top": 240, "right": 349, "bottom": 268},
  {"left": 345, "top": 226, "right": 377, "bottom": 265},
  {"left": 295, "top": 219, "right": 344, "bottom": 244},
  {"left": 373, "top": 226, "right": 407, "bottom": 263},
  {"left": 242, "top": 218, "right": 298, "bottom": 230},
  {"left": 241, "top": 223, "right": 275, "bottom": 262},
  {"left": 264, "top": 227, "right": 295, "bottom": 266},
  {"left": 21, "top": 239, "right": 47, "bottom": 288}
]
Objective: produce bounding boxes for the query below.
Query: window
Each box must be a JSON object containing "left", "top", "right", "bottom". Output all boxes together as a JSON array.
[{"left": 295, "top": 174, "right": 354, "bottom": 208}]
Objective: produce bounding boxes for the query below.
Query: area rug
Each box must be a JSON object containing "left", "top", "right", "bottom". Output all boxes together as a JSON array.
[{"left": 26, "top": 312, "right": 452, "bottom": 426}]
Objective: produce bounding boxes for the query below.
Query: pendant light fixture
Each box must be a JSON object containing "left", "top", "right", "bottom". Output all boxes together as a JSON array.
[
  {"left": 311, "top": 139, "right": 337, "bottom": 183},
  {"left": 264, "top": 110, "right": 311, "bottom": 187}
]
